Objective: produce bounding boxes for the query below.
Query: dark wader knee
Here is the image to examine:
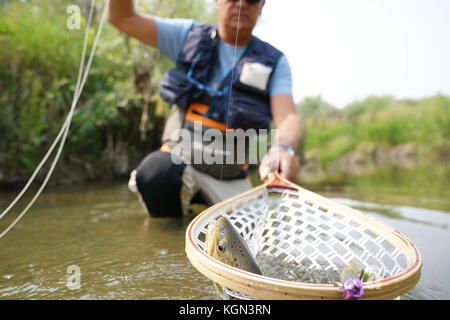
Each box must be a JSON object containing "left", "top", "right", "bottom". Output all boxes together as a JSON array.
[{"left": 135, "top": 151, "right": 186, "bottom": 217}]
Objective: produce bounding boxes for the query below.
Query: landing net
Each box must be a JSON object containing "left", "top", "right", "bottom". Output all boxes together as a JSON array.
[{"left": 185, "top": 173, "right": 422, "bottom": 300}]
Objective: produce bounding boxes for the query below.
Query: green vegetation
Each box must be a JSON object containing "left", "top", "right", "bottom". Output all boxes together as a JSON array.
[
  {"left": 0, "top": 1, "right": 448, "bottom": 187},
  {"left": 297, "top": 95, "right": 450, "bottom": 165},
  {"left": 0, "top": 0, "right": 216, "bottom": 185},
  {"left": 308, "top": 159, "right": 450, "bottom": 212}
]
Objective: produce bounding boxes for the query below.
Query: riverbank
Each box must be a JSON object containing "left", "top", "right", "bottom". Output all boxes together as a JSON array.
[
  {"left": 298, "top": 142, "right": 448, "bottom": 184},
  {"left": 295, "top": 94, "right": 449, "bottom": 186},
  {"left": 1, "top": 131, "right": 448, "bottom": 190},
  {"left": 298, "top": 95, "right": 448, "bottom": 153},
  {"left": 297, "top": 151, "right": 450, "bottom": 212}
]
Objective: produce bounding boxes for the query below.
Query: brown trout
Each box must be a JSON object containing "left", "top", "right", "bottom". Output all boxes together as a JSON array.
[{"left": 205, "top": 216, "right": 262, "bottom": 275}]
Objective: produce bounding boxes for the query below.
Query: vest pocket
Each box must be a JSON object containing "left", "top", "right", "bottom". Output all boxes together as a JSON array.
[
  {"left": 227, "top": 93, "right": 271, "bottom": 131},
  {"left": 159, "top": 68, "right": 195, "bottom": 109}
]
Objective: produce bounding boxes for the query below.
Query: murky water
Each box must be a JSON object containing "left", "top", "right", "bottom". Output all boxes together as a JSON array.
[
  {"left": 0, "top": 165, "right": 449, "bottom": 299},
  {"left": 0, "top": 184, "right": 215, "bottom": 299}
]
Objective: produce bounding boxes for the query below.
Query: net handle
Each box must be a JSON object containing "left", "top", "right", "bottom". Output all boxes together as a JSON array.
[{"left": 263, "top": 172, "right": 299, "bottom": 191}]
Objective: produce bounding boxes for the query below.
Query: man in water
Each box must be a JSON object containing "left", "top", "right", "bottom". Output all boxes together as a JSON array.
[{"left": 108, "top": 0, "right": 303, "bottom": 217}]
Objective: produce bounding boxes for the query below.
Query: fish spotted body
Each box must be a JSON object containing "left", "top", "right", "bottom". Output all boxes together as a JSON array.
[{"left": 205, "top": 216, "right": 262, "bottom": 275}]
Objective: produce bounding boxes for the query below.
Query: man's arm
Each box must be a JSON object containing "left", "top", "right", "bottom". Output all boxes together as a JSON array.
[
  {"left": 271, "top": 93, "right": 303, "bottom": 151},
  {"left": 107, "top": 0, "right": 157, "bottom": 48},
  {"left": 259, "top": 93, "right": 303, "bottom": 181}
]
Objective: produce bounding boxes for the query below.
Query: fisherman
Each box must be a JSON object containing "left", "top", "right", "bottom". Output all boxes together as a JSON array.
[{"left": 107, "top": 0, "right": 303, "bottom": 217}]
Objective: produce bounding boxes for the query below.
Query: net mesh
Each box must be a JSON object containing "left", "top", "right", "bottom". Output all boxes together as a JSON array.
[{"left": 192, "top": 187, "right": 411, "bottom": 299}]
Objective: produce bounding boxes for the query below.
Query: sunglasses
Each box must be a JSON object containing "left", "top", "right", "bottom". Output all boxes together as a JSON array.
[{"left": 228, "top": 0, "right": 262, "bottom": 4}]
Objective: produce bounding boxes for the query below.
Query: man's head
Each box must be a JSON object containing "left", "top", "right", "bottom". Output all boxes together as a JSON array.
[{"left": 215, "top": 0, "right": 265, "bottom": 45}]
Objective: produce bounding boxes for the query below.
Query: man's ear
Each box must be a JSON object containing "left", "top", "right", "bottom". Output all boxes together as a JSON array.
[{"left": 259, "top": 0, "right": 266, "bottom": 15}]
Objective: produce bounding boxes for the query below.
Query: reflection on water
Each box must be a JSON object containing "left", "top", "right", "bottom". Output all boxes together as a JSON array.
[
  {"left": 300, "top": 160, "right": 450, "bottom": 212},
  {"left": 0, "top": 184, "right": 215, "bottom": 299},
  {"left": 0, "top": 162, "right": 449, "bottom": 299}
]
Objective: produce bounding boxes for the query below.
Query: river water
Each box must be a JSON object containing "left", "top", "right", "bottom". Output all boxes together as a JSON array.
[{"left": 0, "top": 164, "right": 449, "bottom": 299}]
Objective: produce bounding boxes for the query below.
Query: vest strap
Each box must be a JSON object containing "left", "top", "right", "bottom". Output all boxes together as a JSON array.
[{"left": 184, "top": 103, "right": 231, "bottom": 131}]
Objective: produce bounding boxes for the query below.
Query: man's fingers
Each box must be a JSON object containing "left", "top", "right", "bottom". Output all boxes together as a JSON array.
[
  {"left": 259, "top": 153, "right": 280, "bottom": 180},
  {"left": 259, "top": 165, "right": 270, "bottom": 180},
  {"left": 259, "top": 148, "right": 301, "bottom": 182}
]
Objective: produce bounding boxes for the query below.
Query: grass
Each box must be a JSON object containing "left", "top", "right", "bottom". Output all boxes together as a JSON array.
[{"left": 297, "top": 95, "right": 450, "bottom": 165}]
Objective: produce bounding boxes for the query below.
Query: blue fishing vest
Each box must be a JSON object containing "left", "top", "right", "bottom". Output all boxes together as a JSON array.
[{"left": 159, "top": 23, "right": 283, "bottom": 131}]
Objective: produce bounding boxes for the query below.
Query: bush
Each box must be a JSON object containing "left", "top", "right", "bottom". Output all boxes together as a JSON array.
[
  {"left": 297, "top": 94, "right": 450, "bottom": 165},
  {"left": 0, "top": 0, "right": 216, "bottom": 183}
]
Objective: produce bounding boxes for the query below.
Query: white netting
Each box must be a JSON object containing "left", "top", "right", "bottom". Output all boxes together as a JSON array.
[{"left": 191, "top": 187, "right": 411, "bottom": 299}]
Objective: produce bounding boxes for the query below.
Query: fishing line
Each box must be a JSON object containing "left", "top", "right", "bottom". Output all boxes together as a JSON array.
[
  {"left": 0, "top": 0, "right": 95, "bottom": 222},
  {"left": 219, "top": 0, "right": 243, "bottom": 181},
  {"left": 0, "top": 0, "right": 107, "bottom": 239}
]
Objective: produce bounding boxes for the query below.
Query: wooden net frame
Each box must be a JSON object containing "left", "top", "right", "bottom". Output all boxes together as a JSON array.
[{"left": 185, "top": 173, "right": 422, "bottom": 299}]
